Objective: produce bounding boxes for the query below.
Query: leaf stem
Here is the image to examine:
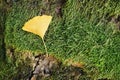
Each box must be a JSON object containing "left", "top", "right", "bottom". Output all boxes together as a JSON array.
[{"left": 42, "top": 39, "right": 48, "bottom": 56}]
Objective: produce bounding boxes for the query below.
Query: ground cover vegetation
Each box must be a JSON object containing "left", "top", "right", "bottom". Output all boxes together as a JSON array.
[{"left": 0, "top": 0, "right": 120, "bottom": 79}]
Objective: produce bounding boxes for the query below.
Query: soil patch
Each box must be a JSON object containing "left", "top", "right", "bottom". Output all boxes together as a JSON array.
[{"left": 11, "top": 54, "right": 90, "bottom": 80}]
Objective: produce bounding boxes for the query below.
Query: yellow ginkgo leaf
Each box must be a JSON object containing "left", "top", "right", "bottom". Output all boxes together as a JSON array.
[{"left": 22, "top": 15, "right": 52, "bottom": 39}]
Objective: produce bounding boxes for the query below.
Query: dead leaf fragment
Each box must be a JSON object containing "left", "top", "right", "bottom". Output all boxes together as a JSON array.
[{"left": 22, "top": 15, "right": 52, "bottom": 39}]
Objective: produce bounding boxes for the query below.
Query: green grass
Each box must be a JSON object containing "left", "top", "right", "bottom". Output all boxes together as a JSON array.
[
  {"left": 4, "top": 0, "right": 120, "bottom": 79},
  {"left": 0, "top": 60, "right": 18, "bottom": 80}
]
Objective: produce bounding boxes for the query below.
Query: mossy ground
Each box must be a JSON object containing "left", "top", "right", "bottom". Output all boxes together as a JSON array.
[{"left": 0, "top": 0, "right": 120, "bottom": 79}]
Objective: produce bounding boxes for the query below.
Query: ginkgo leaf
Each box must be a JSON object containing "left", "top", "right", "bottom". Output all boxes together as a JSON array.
[{"left": 22, "top": 15, "right": 52, "bottom": 39}]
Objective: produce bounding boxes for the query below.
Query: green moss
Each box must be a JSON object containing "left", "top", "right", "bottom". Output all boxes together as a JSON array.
[{"left": 5, "top": 0, "right": 120, "bottom": 79}]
